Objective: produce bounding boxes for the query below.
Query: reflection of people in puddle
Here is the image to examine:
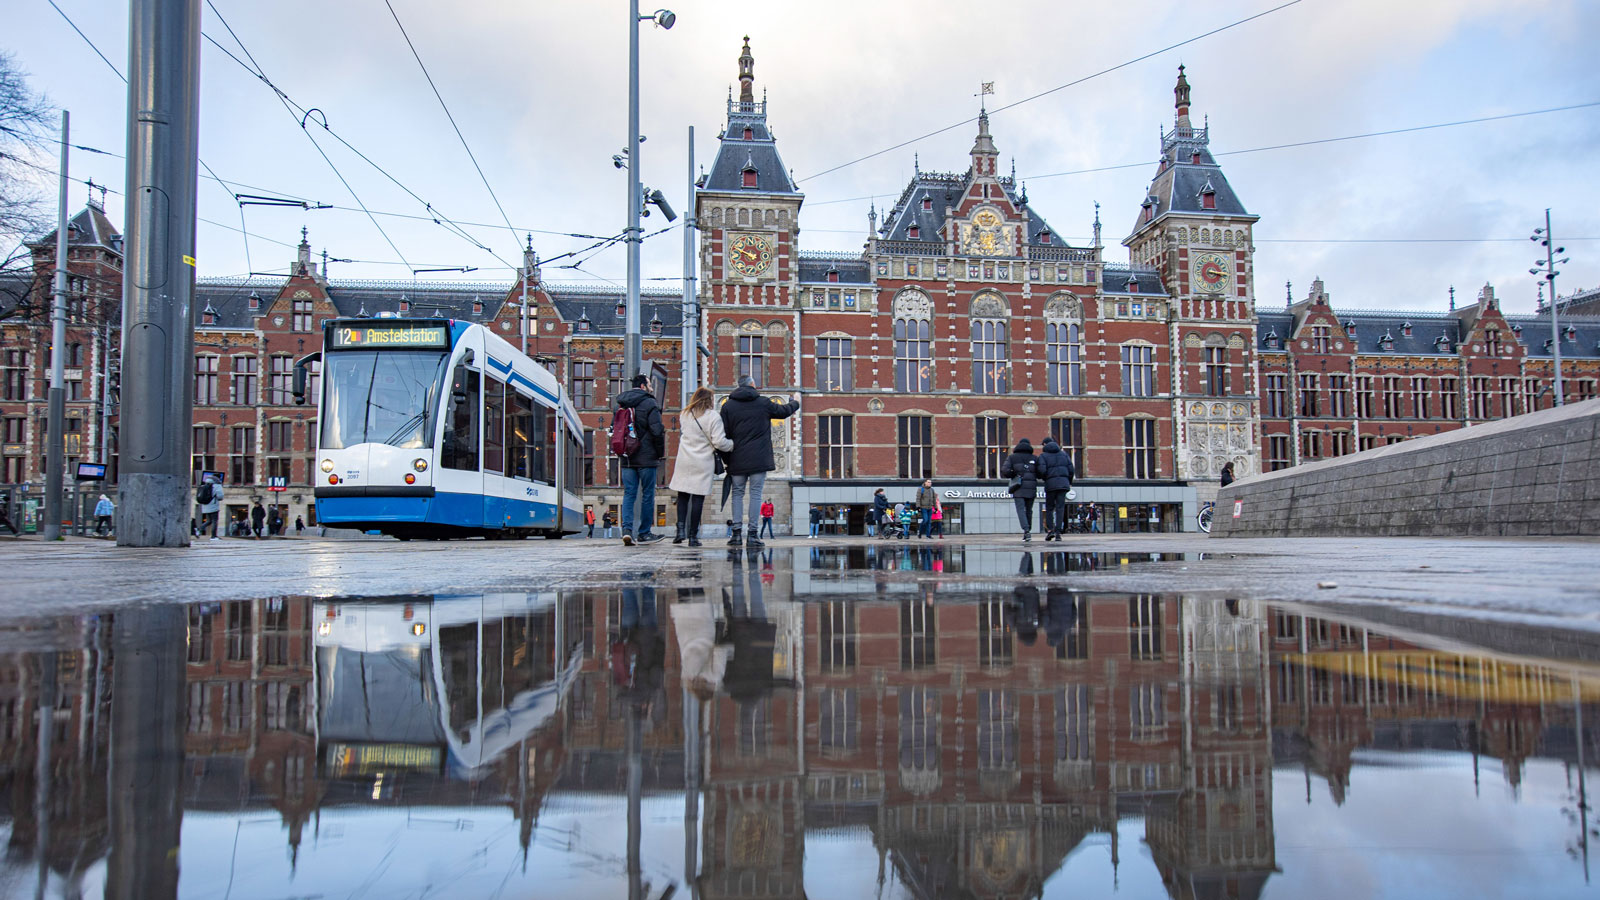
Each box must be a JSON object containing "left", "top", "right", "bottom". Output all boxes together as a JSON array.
[
  {"left": 615, "top": 577, "right": 666, "bottom": 717},
  {"left": 1044, "top": 586, "right": 1078, "bottom": 649},
  {"left": 722, "top": 548, "right": 776, "bottom": 700},
  {"left": 1013, "top": 552, "right": 1040, "bottom": 645},
  {"left": 672, "top": 586, "right": 729, "bottom": 700}
]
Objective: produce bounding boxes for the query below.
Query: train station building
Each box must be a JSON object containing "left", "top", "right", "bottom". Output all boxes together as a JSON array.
[{"left": 3, "top": 43, "right": 1598, "bottom": 536}]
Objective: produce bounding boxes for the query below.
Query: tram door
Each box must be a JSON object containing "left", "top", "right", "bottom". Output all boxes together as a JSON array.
[{"left": 439, "top": 363, "right": 484, "bottom": 525}]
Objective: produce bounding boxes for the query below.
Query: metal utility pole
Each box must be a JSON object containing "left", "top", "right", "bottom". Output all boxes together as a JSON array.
[
  {"left": 1533, "top": 209, "right": 1569, "bottom": 406},
  {"left": 45, "top": 112, "right": 70, "bottom": 541},
  {"left": 681, "top": 125, "right": 697, "bottom": 406},
  {"left": 118, "top": 0, "right": 202, "bottom": 547},
  {"left": 623, "top": 0, "right": 644, "bottom": 382}
]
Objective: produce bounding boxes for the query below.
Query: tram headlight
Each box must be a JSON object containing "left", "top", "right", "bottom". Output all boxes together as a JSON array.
[
  {"left": 412, "top": 623, "right": 426, "bottom": 637},
  {"left": 320, "top": 459, "right": 334, "bottom": 473},
  {"left": 404, "top": 473, "right": 416, "bottom": 484},
  {"left": 412, "top": 458, "right": 428, "bottom": 472}
]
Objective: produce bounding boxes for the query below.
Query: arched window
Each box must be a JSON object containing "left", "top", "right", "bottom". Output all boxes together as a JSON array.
[
  {"left": 972, "top": 319, "right": 1008, "bottom": 394},
  {"left": 894, "top": 318, "right": 932, "bottom": 392},
  {"left": 1046, "top": 322, "right": 1082, "bottom": 395}
]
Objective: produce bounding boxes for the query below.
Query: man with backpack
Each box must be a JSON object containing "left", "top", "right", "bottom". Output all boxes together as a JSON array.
[
  {"left": 613, "top": 374, "right": 667, "bottom": 545},
  {"left": 197, "top": 477, "right": 223, "bottom": 541}
]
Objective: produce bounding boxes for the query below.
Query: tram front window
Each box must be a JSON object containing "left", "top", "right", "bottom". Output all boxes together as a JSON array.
[{"left": 321, "top": 350, "right": 449, "bottom": 450}]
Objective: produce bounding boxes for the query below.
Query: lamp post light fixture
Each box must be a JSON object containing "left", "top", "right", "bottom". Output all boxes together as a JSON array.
[
  {"left": 623, "top": 3, "right": 675, "bottom": 385},
  {"left": 1531, "top": 208, "right": 1572, "bottom": 406}
]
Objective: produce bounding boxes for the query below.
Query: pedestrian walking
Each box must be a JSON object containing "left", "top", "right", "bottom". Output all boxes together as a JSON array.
[
  {"left": 759, "top": 499, "right": 776, "bottom": 540},
  {"left": 250, "top": 502, "right": 266, "bottom": 539},
  {"left": 1037, "top": 437, "right": 1076, "bottom": 541},
  {"left": 915, "top": 479, "right": 938, "bottom": 539},
  {"left": 94, "top": 493, "right": 114, "bottom": 536},
  {"left": 1000, "top": 438, "right": 1040, "bottom": 541},
  {"left": 0, "top": 498, "right": 19, "bottom": 537},
  {"left": 269, "top": 509, "right": 284, "bottom": 536},
  {"left": 668, "top": 386, "right": 733, "bottom": 549},
  {"left": 197, "top": 479, "right": 224, "bottom": 541},
  {"left": 1088, "top": 503, "right": 1101, "bottom": 533},
  {"left": 1219, "top": 461, "right": 1235, "bottom": 488},
  {"left": 808, "top": 505, "right": 822, "bottom": 538},
  {"left": 602, "top": 510, "right": 615, "bottom": 539},
  {"left": 931, "top": 501, "right": 944, "bottom": 537},
  {"left": 720, "top": 376, "right": 800, "bottom": 549},
  {"left": 584, "top": 505, "right": 596, "bottom": 538},
  {"left": 295, "top": 515, "right": 305, "bottom": 537},
  {"left": 871, "top": 488, "right": 889, "bottom": 537},
  {"left": 616, "top": 374, "right": 667, "bottom": 545}
]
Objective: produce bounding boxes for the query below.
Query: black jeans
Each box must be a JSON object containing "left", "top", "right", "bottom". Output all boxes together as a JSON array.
[
  {"left": 1044, "top": 490, "right": 1068, "bottom": 534},
  {"left": 676, "top": 493, "right": 706, "bottom": 539},
  {"left": 1012, "top": 496, "right": 1034, "bottom": 534}
]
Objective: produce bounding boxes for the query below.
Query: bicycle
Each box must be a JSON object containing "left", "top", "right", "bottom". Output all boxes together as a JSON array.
[{"left": 1196, "top": 502, "right": 1215, "bottom": 534}]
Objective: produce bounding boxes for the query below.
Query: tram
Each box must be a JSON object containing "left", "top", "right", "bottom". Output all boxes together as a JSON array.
[{"left": 299, "top": 317, "right": 586, "bottom": 539}]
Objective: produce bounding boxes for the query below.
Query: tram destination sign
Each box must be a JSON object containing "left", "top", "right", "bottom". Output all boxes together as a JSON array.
[{"left": 328, "top": 322, "right": 450, "bottom": 350}]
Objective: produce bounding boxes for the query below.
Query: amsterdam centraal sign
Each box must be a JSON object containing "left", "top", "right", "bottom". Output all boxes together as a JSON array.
[{"left": 940, "top": 486, "right": 1012, "bottom": 501}]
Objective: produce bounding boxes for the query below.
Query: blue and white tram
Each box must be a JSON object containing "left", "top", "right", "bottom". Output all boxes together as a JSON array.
[{"left": 301, "top": 318, "right": 586, "bottom": 539}]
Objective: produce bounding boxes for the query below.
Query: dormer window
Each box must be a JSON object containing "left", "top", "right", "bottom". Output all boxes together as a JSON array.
[
  {"left": 1564, "top": 324, "right": 1578, "bottom": 341},
  {"left": 922, "top": 197, "right": 932, "bottom": 211},
  {"left": 649, "top": 315, "right": 663, "bottom": 336},
  {"left": 742, "top": 126, "right": 753, "bottom": 140},
  {"left": 1263, "top": 329, "right": 1280, "bottom": 350},
  {"left": 742, "top": 167, "right": 757, "bottom": 188},
  {"left": 247, "top": 291, "right": 261, "bottom": 311},
  {"left": 1344, "top": 321, "right": 1357, "bottom": 338},
  {"left": 1401, "top": 321, "right": 1412, "bottom": 337},
  {"left": 1434, "top": 335, "right": 1452, "bottom": 352},
  {"left": 1142, "top": 199, "right": 1154, "bottom": 223},
  {"left": 1379, "top": 332, "right": 1395, "bottom": 352},
  {"left": 472, "top": 299, "right": 483, "bottom": 315},
  {"left": 577, "top": 313, "right": 591, "bottom": 333},
  {"left": 1191, "top": 152, "right": 1202, "bottom": 164},
  {"left": 1126, "top": 274, "right": 1140, "bottom": 293},
  {"left": 398, "top": 298, "right": 410, "bottom": 313},
  {"left": 1039, "top": 231, "right": 1052, "bottom": 244},
  {"left": 1201, "top": 190, "right": 1216, "bottom": 210},
  {"left": 201, "top": 304, "right": 216, "bottom": 326},
  {"left": 827, "top": 268, "right": 839, "bottom": 283},
  {"left": 907, "top": 225, "right": 920, "bottom": 239}
]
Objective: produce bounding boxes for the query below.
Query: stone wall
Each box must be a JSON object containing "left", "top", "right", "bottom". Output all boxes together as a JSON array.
[{"left": 1212, "top": 398, "right": 1600, "bottom": 538}]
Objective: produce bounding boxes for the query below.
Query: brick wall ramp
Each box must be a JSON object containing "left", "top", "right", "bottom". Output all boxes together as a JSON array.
[{"left": 1212, "top": 398, "right": 1600, "bottom": 538}]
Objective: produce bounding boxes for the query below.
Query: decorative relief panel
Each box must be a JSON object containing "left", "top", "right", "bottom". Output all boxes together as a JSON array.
[
  {"left": 893, "top": 289, "right": 933, "bottom": 320},
  {"left": 970, "top": 292, "right": 1007, "bottom": 319},
  {"left": 1042, "top": 294, "right": 1081, "bottom": 322}
]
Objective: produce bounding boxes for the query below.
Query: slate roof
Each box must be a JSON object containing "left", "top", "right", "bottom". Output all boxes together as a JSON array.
[
  {"left": 33, "top": 204, "right": 122, "bottom": 251},
  {"left": 703, "top": 100, "right": 799, "bottom": 194},
  {"left": 797, "top": 253, "right": 871, "bottom": 285},
  {"left": 1128, "top": 125, "right": 1256, "bottom": 239},
  {"left": 1101, "top": 264, "right": 1169, "bottom": 296},
  {"left": 1254, "top": 307, "right": 1600, "bottom": 359},
  {"left": 192, "top": 277, "right": 686, "bottom": 337},
  {"left": 877, "top": 173, "right": 1067, "bottom": 251}
]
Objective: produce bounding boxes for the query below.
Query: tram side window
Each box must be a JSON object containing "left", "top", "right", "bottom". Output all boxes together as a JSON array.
[
  {"left": 540, "top": 404, "right": 556, "bottom": 484},
  {"left": 565, "top": 430, "right": 583, "bottom": 491},
  {"left": 484, "top": 377, "right": 506, "bottom": 474},
  {"left": 443, "top": 369, "right": 480, "bottom": 471},
  {"left": 506, "top": 389, "right": 533, "bottom": 479}
]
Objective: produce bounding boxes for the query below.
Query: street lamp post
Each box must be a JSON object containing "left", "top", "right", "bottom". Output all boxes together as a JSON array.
[
  {"left": 1531, "top": 209, "right": 1571, "bottom": 407},
  {"left": 624, "top": 3, "right": 674, "bottom": 383}
]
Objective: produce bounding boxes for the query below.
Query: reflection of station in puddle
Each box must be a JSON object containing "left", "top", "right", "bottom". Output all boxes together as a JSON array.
[{"left": 0, "top": 586, "right": 1594, "bottom": 897}]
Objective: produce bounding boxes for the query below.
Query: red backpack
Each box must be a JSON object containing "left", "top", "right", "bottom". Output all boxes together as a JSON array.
[{"left": 609, "top": 406, "right": 639, "bottom": 457}]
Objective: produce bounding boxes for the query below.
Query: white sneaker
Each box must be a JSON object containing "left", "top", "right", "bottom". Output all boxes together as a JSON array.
[{"left": 210, "top": 536, "right": 220, "bottom": 541}]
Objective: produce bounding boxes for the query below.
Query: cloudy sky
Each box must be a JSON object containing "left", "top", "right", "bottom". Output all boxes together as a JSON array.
[{"left": 7, "top": 0, "right": 1599, "bottom": 314}]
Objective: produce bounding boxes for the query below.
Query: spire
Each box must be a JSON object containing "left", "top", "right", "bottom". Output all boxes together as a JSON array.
[
  {"left": 737, "top": 36, "right": 755, "bottom": 105},
  {"left": 1174, "top": 64, "right": 1192, "bottom": 128},
  {"left": 1449, "top": 285, "right": 1457, "bottom": 311},
  {"left": 969, "top": 109, "right": 998, "bottom": 177},
  {"left": 296, "top": 226, "right": 311, "bottom": 275},
  {"left": 1092, "top": 201, "right": 1102, "bottom": 248}
]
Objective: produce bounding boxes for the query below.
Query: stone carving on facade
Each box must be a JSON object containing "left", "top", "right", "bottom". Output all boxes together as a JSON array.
[
  {"left": 893, "top": 289, "right": 932, "bottom": 321},
  {"left": 867, "top": 398, "right": 884, "bottom": 413},
  {"left": 970, "top": 292, "right": 1006, "bottom": 319},
  {"left": 1042, "top": 294, "right": 1081, "bottom": 322},
  {"left": 1021, "top": 400, "right": 1038, "bottom": 415},
  {"left": 945, "top": 399, "right": 962, "bottom": 415},
  {"left": 716, "top": 321, "right": 736, "bottom": 336},
  {"left": 1097, "top": 400, "right": 1111, "bottom": 417},
  {"left": 1182, "top": 398, "right": 1257, "bottom": 480}
]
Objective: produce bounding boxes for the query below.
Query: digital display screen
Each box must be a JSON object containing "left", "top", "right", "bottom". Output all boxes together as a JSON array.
[
  {"left": 75, "top": 462, "right": 107, "bottom": 480},
  {"left": 325, "top": 742, "right": 443, "bottom": 776},
  {"left": 327, "top": 323, "right": 449, "bottom": 350}
]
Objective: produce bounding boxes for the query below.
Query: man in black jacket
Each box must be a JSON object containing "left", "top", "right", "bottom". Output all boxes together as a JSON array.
[
  {"left": 1037, "top": 437, "right": 1076, "bottom": 541},
  {"left": 720, "top": 376, "right": 800, "bottom": 549},
  {"left": 616, "top": 375, "right": 667, "bottom": 545}
]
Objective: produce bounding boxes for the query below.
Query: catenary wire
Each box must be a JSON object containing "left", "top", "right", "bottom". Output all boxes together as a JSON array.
[{"left": 796, "top": 0, "right": 1306, "bottom": 183}]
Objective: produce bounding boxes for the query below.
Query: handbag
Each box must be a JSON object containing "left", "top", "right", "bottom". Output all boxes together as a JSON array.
[{"left": 691, "top": 412, "right": 727, "bottom": 475}]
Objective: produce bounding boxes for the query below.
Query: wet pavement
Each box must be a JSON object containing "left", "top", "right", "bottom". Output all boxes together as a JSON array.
[{"left": 1, "top": 542, "right": 1598, "bottom": 898}]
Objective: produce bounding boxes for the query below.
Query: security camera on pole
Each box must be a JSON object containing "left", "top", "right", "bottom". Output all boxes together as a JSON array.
[
  {"left": 624, "top": 3, "right": 675, "bottom": 383},
  {"left": 1530, "top": 209, "right": 1571, "bottom": 406}
]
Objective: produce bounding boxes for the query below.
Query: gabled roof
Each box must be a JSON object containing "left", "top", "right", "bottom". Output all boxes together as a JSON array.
[
  {"left": 1508, "top": 314, "right": 1600, "bottom": 360},
  {"left": 34, "top": 204, "right": 122, "bottom": 252},
  {"left": 877, "top": 173, "right": 1068, "bottom": 251},
  {"left": 1255, "top": 307, "right": 1600, "bottom": 360}
]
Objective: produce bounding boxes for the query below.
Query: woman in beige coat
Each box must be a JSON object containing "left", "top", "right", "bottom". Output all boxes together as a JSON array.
[{"left": 668, "top": 387, "right": 733, "bottom": 547}]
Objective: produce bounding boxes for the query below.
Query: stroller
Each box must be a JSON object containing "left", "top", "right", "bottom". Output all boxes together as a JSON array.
[{"left": 878, "top": 509, "right": 909, "bottom": 540}]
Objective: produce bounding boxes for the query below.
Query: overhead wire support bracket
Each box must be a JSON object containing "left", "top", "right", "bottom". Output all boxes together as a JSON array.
[{"left": 235, "top": 193, "right": 330, "bottom": 210}]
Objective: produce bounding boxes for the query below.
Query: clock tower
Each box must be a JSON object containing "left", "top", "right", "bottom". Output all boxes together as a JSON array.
[{"left": 1126, "top": 67, "right": 1263, "bottom": 485}]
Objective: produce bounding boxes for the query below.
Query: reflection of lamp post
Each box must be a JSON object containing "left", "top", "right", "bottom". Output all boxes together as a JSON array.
[{"left": 623, "top": 3, "right": 676, "bottom": 383}]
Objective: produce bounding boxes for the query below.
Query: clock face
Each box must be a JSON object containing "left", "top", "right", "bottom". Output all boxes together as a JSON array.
[
  {"left": 1192, "top": 252, "right": 1230, "bottom": 294},
  {"left": 728, "top": 233, "right": 773, "bottom": 278}
]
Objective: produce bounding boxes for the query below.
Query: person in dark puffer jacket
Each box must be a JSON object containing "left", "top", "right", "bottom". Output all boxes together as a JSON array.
[
  {"left": 1000, "top": 438, "right": 1040, "bottom": 541},
  {"left": 720, "top": 376, "right": 800, "bottom": 548},
  {"left": 1037, "top": 437, "right": 1076, "bottom": 541}
]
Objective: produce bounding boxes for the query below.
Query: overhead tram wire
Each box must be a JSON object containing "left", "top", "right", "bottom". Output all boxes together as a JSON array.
[
  {"left": 45, "top": 0, "right": 278, "bottom": 272},
  {"left": 381, "top": 0, "right": 522, "bottom": 252},
  {"left": 795, "top": 0, "right": 1307, "bottom": 184}
]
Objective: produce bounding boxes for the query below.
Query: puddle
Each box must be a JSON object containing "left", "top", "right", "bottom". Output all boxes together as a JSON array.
[{"left": 0, "top": 582, "right": 1595, "bottom": 899}]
